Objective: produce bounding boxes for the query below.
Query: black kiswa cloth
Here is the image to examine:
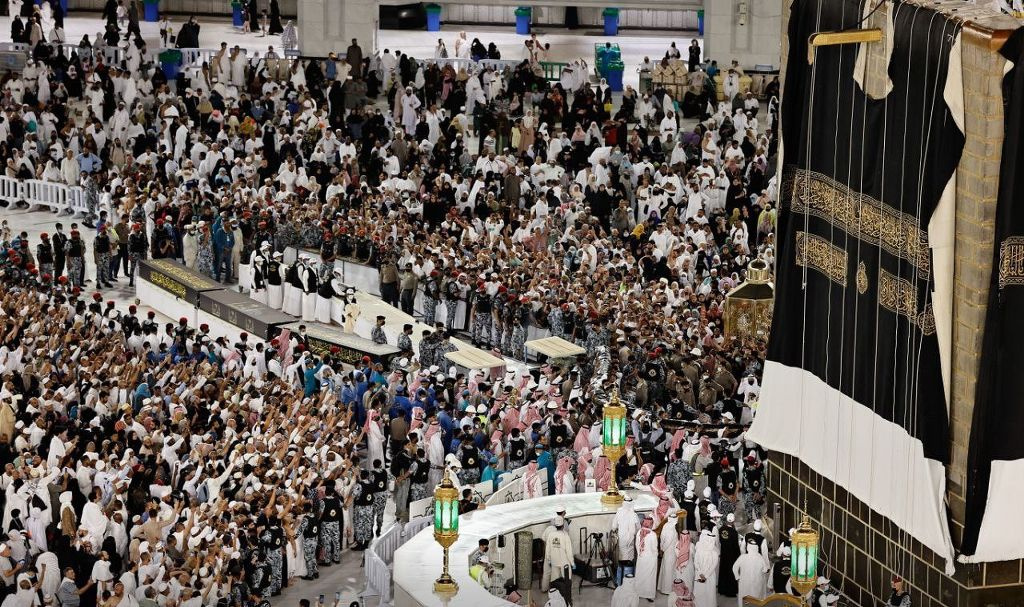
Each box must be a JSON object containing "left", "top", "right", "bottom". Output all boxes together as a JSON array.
[
  {"left": 964, "top": 26, "right": 1024, "bottom": 560},
  {"left": 770, "top": 0, "right": 963, "bottom": 462}
]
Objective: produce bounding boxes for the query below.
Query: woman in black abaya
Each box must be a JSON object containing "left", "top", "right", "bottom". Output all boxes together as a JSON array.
[
  {"left": 248, "top": 0, "right": 260, "bottom": 32},
  {"left": 268, "top": 0, "right": 283, "bottom": 34}
]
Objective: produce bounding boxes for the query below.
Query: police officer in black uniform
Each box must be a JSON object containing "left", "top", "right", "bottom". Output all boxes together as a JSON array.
[
  {"left": 458, "top": 440, "right": 481, "bottom": 485},
  {"left": 319, "top": 484, "right": 344, "bottom": 564},
  {"left": 507, "top": 427, "right": 527, "bottom": 469}
]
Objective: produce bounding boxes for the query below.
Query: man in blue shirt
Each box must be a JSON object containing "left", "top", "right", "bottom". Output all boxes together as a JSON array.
[
  {"left": 303, "top": 357, "right": 324, "bottom": 397},
  {"left": 76, "top": 150, "right": 102, "bottom": 173},
  {"left": 212, "top": 215, "right": 236, "bottom": 283}
]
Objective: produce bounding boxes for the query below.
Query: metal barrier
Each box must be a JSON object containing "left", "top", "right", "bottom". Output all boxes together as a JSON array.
[
  {"left": 0, "top": 176, "right": 88, "bottom": 217},
  {"left": 362, "top": 515, "right": 430, "bottom": 607},
  {"left": 0, "top": 176, "right": 22, "bottom": 205}
]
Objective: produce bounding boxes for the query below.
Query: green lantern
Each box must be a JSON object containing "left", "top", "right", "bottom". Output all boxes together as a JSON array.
[
  {"left": 600, "top": 391, "right": 628, "bottom": 505},
  {"left": 790, "top": 512, "right": 820, "bottom": 595},
  {"left": 433, "top": 469, "right": 460, "bottom": 593}
]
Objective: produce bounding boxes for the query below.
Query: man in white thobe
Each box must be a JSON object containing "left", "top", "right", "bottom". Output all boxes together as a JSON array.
[
  {"left": 611, "top": 573, "right": 639, "bottom": 607},
  {"left": 692, "top": 528, "right": 720, "bottom": 607},
  {"left": 401, "top": 88, "right": 421, "bottom": 136},
  {"left": 732, "top": 543, "right": 769, "bottom": 606},
  {"left": 633, "top": 517, "right": 658, "bottom": 600},
  {"left": 612, "top": 501, "right": 639, "bottom": 586},
  {"left": 541, "top": 516, "right": 573, "bottom": 591}
]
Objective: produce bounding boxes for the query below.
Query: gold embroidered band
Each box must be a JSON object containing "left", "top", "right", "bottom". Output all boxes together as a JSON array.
[{"left": 795, "top": 231, "right": 848, "bottom": 286}]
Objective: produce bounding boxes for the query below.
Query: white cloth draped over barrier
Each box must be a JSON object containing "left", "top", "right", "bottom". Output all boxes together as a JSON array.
[{"left": 0, "top": 176, "right": 90, "bottom": 217}]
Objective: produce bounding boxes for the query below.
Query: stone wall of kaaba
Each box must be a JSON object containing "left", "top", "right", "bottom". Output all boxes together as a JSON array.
[{"left": 771, "top": 1, "right": 1024, "bottom": 606}]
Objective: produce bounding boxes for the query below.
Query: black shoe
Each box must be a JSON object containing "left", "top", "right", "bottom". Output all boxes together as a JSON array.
[{"left": 313, "top": 573, "right": 319, "bottom": 579}]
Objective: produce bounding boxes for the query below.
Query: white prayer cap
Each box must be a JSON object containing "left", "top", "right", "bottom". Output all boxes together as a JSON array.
[
  {"left": 702, "top": 486, "right": 712, "bottom": 499},
  {"left": 436, "top": 373, "right": 445, "bottom": 382},
  {"left": 753, "top": 519, "right": 763, "bottom": 532},
  {"left": 465, "top": 405, "right": 477, "bottom": 414},
  {"left": 817, "top": 577, "right": 830, "bottom": 586},
  {"left": 684, "top": 490, "right": 695, "bottom": 500},
  {"left": 726, "top": 513, "right": 735, "bottom": 523},
  {"left": 59, "top": 491, "right": 72, "bottom": 504},
  {"left": 686, "top": 479, "right": 696, "bottom": 491},
  {"left": 779, "top": 545, "right": 791, "bottom": 557}
]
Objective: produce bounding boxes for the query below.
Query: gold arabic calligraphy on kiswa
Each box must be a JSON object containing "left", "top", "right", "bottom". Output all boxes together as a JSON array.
[
  {"left": 794, "top": 231, "right": 848, "bottom": 286},
  {"left": 148, "top": 259, "right": 221, "bottom": 290},
  {"left": 783, "top": 168, "right": 931, "bottom": 277},
  {"left": 878, "top": 269, "right": 936, "bottom": 335}
]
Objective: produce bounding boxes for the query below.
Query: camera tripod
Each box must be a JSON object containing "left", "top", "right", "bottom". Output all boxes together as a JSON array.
[{"left": 577, "top": 529, "right": 615, "bottom": 591}]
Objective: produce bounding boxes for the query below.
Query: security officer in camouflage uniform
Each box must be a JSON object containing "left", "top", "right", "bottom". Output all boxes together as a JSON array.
[
  {"left": 127, "top": 223, "right": 148, "bottom": 287},
  {"left": 319, "top": 483, "right": 344, "bottom": 564},
  {"left": 422, "top": 270, "right": 440, "bottom": 325},
  {"left": 458, "top": 439, "right": 481, "bottom": 485},
  {"left": 490, "top": 288, "right": 505, "bottom": 350},
  {"left": 370, "top": 459, "right": 388, "bottom": 536},
  {"left": 397, "top": 323, "right": 413, "bottom": 352},
  {"left": 36, "top": 233, "right": 53, "bottom": 279},
  {"left": 445, "top": 274, "right": 464, "bottom": 331},
  {"left": 319, "top": 230, "right": 337, "bottom": 280},
  {"left": 511, "top": 297, "right": 529, "bottom": 360},
  {"left": 471, "top": 284, "right": 492, "bottom": 347},
  {"left": 435, "top": 331, "right": 458, "bottom": 375},
  {"left": 297, "top": 502, "right": 321, "bottom": 579},
  {"left": 93, "top": 226, "right": 113, "bottom": 288},
  {"left": 410, "top": 448, "right": 432, "bottom": 502},
  {"left": 65, "top": 229, "right": 86, "bottom": 288}
]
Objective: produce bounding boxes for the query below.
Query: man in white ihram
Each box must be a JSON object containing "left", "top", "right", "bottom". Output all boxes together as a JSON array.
[{"left": 541, "top": 516, "right": 574, "bottom": 592}]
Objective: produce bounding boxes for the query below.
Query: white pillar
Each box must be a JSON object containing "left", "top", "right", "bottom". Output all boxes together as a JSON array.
[
  {"left": 297, "top": 0, "right": 378, "bottom": 57},
  {"left": 703, "top": 0, "right": 782, "bottom": 69}
]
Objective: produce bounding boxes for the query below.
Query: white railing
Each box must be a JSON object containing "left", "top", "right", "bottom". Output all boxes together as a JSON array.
[
  {"left": 0, "top": 176, "right": 89, "bottom": 217},
  {"left": 362, "top": 515, "right": 431, "bottom": 607}
]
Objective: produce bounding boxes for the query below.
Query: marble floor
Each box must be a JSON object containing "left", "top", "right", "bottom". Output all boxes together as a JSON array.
[{"left": 40, "top": 14, "right": 700, "bottom": 89}]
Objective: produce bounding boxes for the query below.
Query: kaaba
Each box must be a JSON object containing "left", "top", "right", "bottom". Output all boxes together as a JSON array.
[
  {"left": 198, "top": 290, "right": 294, "bottom": 340},
  {"left": 282, "top": 322, "right": 400, "bottom": 366},
  {"left": 137, "top": 259, "right": 223, "bottom": 306}
]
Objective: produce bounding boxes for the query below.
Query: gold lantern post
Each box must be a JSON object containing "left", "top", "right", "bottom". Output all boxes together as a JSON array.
[
  {"left": 789, "top": 507, "right": 821, "bottom": 596},
  {"left": 601, "top": 391, "right": 628, "bottom": 506},
  {"left": 432, "top": 469, "right": 460, "bottom": 593},
  {"left": 724, "top": 258, "right": 775, "bottom": 340}
]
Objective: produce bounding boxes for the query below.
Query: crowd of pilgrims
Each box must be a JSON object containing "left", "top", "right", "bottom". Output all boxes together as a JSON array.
[{"left": 0, "top": 13, "right": 852, "bottom": 607}]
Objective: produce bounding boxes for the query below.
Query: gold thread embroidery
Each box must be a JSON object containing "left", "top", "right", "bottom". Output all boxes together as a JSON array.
[
  {"left": 783, "top": 168, "right": 931, "bottom": 277},
  {"left": 856, "top": 261, "right": 868, "bottom": 294},
  {"left": 795, "top": 231, "right": 848, "bottom": 286},
  {"left": 918, "top": 304, "right": 936, "bottom": 336},
  {"left": 878, "top": 269, "right": 934, "bottom": 334},
  {"left": 879, "top": 270, "right": 918, "bottom": 317},
  {"left": 998, "top": 236, "right": 1024, "bottom": 290}
]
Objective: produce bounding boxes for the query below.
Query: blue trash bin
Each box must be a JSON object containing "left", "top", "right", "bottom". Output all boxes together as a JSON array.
[
  {"left": 232, "top": 2, "right": 243, "bottom": 26},
  {"left": 426, "top": 4, "right": 442, "bottom": 31},
  {"left": 160, "top": 51, "right": 182, "bottom": 80},
  {"left": 515, "top": 7, "right": 531, "bottom": 35},
  {"left": 603, "top": 9, "right": 619, "bottom": 36},
  {"left": 143, "top": 0, "right": 159, "bottom": 22},
  {"left": 607, "top": 67, "right": 624, "bottom": 92}
]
